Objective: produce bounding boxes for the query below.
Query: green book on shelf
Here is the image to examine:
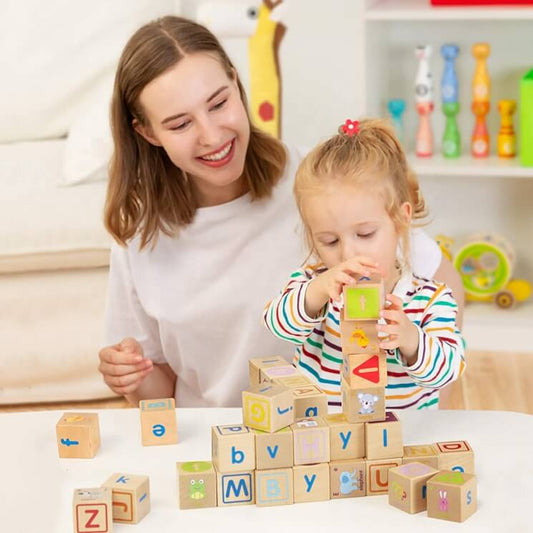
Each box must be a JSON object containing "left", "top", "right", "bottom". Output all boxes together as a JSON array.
[{"left": 520, "top": 69, "right": 533, "bottom": 167}]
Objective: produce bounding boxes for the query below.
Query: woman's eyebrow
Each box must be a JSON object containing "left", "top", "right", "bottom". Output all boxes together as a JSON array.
[{"left": 161, "top": 86, "right": 229, "bottom": 125}]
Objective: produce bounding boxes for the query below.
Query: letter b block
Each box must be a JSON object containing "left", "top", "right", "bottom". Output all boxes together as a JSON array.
[
  {"left": 57, "top": 412, "right": 100, "bottom": 458},
  {"left": 291, "top": 417, "right": 330, "bottom": 465},
  {"left": 139, "top": 398, "right": 178, "bottom": 446},
  {"left": 212, "top": 424, "right": 255, "bottom": 473},
  {"left": 242, "top": 383, "right": 294, "bottom": 432},
  {"left": 255, "top": 468, "right": 294, "bottom": 506},
  {"left": 427, "top": 470, "right": 477, "bottom": 522},
  {"left": 101, "top": 473, "right": 150, "bottom": 524},
  {"left": 73, "top": 488, "right": 112, "bottom": 533},
  {"left": 388, "top": 462, "right": 438, "bottom": 514}
]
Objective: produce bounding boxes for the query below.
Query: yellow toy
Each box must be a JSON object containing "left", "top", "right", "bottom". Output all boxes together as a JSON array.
[{"left": 497, "top": 99, "right": 516, "bottom": 158}]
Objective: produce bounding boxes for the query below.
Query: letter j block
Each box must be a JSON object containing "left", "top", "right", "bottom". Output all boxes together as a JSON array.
[
  {"left": 212, "top": 424, "right": 255, "bottom": 473},
  {"left": 242, "top": 383, "right": 294, "bottom": 432},
  {"left": 102, "top": 473, "right": 150, "bottom": 524},
  {"left": 73, "top": 487, "right": 112, "bottom": 533},
  {"left": 139, "top": 398, "right": 178, "bottom": 446}
]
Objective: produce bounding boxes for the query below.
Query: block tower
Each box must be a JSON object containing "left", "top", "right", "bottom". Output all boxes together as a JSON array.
[{"left": 340, "top": 274, "right": 387, "bottom": 423}]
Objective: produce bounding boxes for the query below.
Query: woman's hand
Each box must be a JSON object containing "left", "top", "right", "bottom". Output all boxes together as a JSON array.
[
  {"left": 98, "top": 337, "right": 154, "bottom": 396},
  {"left": 377, "top": 294, "right": 420, "bottom": 365}
]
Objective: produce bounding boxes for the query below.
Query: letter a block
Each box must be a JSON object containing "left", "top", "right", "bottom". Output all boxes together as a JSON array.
[
  {"left": 388, "top": 462, "right": 438, "bottom": 514},
  {"left": 342, "top": 353, "right": 387, "bottom": 388},
  {"left": 365, "top": 411, "right": 403, "bottom": 460},
  {"left": 177, "top": 461, "right": 217, "bottom": 510},
  {"left": 242, "top": 383, "right": 294, "bottom": 432},
  {"left": 435, "top": 440, "right": 475, "bottom": 473},
  {"left": 330, "top": 459, "right": 366, "bottom": 499},
  {"left": 57, "top": 412, "right": 100, "bottom": 458},
  {"left": 403, "top": 444, "right": 439, "bottom": 469},
  {"left": 292, "top": 463, "right": 330, "bottom": 503},
  {"left": 139, "top": 398, "right": 177, "bottom": 446},
  {"left": 212, "top": 424, "right": 255, "bottom": 472},
  {"left": 291, "top": 417, "right": 330, "bottom": 465},
  {"left": 255, "top": 468, "right": 294, "bottom": 506},
  {"left": 292, "top": 385, "right": 329, "bottom": 419},
  {"left": 366, "top": 458, "right": 403, "bottom": 496},
  {"left": 343, "top": 274, "right": 384, "bottom": 321},
  {"left": 324, "top": 413, "right": 365, "bottom": 461},
  {"left": 216, "top": 469, "right": 255, "bottom": 506},
  {"left": 254, "top": 427, "right": 293, "bottom": 470},
  {"left": 340, "top": 314, "right": 381, "bottom": 354},
  {"left": 73, "top": 487, "right": 112, "bottom": 533},
  {"left": 101, "top": 473, "right": 150, "bottom": 524},
  {"left": 427, "top": 470, "right": 477, "bottom": 523}
]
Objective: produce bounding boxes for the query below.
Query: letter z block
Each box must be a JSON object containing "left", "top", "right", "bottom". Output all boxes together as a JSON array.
[
  {"left": 139, "top": 398, "right": 178, "bottom": 446},
  {"left": 291, "top": 417, "right": 330, "bottom": 465},
  {"left": 427, "top": 470, "right": 477, "bottom": 522},
  {"left": 57, "top": 412, "right": 100, "bottom": 458},
  {"left": 242, "top": 383, "right": 294, "bottom": 432},
  {"left": 212, "top": 424, "right": 255, "bottom": 473},
  {"left": 101, "top": 473, "right": 150, "bottom": 524},
  {"left": 255, "top": 468, "right": 294, "bottom": 506},
  {"left": 73, "top": 488, "right": 112, "bottom": 533},
  {"left": 177, "top": 461, "right": 217, "bottom": 510},
  {"left": 388, "top": 462, "right": 438, "bottom": 514}
]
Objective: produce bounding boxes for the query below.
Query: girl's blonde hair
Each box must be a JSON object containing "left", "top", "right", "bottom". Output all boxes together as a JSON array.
[
  {"left": 105, "top": 16, "right": 287, "bottom": 249},
  {"left": 294, "top": 118, "right": 428, "bottom": 268}
]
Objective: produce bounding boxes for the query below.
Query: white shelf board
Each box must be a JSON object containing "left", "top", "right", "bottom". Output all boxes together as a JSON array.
[
  {"left": 463, "top": 300, "right": 533, "bottom": 352},
  {"left": 407, "top": 153, "right": 533, "bottom": 178},
  {"left": 366, "top": 0, "right": 533, "bottom": 21}
]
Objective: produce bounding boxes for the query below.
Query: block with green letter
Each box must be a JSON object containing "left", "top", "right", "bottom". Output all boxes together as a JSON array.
[{"left": 343, "top": 274, "right": 384, "bottom": 321}]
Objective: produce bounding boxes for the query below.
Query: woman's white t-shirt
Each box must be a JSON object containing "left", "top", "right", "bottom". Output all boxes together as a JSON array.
[{"left": 104, "top": 146, "right": 441, "bottom": 407}]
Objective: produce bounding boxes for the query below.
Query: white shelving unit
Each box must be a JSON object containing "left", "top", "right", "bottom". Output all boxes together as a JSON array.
[{"left": 361, "top": 0, "right": 533, "bottom": 352}]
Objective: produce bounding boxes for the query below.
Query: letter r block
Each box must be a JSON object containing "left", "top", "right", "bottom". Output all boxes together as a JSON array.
[
  {"left": 242, "top": 383, "right": 294, "bottom": 432},
  {"left": 73, "top": 487, "right": 112, "bottom": 533},
  {"left": 139, "top": 398, "right": 178, "bottom": 446},
  {"left": 211, "top": 424, "right": 255, "bottom": 473}
]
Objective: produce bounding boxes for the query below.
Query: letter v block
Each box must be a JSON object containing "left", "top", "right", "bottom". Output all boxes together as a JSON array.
[
  {"left": 242, "top": 383, "right": 294, "bottom": 432},
  {"left": 343, "top": 274, "right": 384, "bottom": 321},
  {"left": 254, "top": 426, "right": 293, "bottom": 469},
  {"left": 139, "top": 398, "right": 178, "bottom": 446},
  {"left": 73, "top": 487, "right": 112, "bottom": 533},
  {"left": 212, "top": 424, "right": 255, "bottom": 473},
  {"left": 102, "top": 473, "right": 150, "bottom": 524}
]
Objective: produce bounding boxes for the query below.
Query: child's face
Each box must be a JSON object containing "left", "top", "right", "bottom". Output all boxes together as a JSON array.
[
  {"left": 304, "top": 181, "right": 411, "bottom": 282},
  {"left": 135, "top": 53, "right": 250, "bottom": 204}
]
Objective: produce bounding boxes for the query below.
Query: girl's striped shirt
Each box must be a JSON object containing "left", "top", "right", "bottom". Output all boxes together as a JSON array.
[{"left": 263, "top": 264, "right": 466, "bottom": 411}]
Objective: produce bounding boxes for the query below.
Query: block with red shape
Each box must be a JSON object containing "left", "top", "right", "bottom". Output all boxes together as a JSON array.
[{"left": 342, "top": 352, "right": 387, "bottom": 388}]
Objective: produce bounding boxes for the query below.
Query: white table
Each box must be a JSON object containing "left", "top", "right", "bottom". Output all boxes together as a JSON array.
[{"left": 1, "top": 408, "right": 531, "bottom": 532}]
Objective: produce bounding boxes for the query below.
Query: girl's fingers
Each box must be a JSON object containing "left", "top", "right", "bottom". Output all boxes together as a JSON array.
[
  {"left": 385, "top": 294, "right": 403, "bottom": 310},
  {"left": 380, "top": 309, "right": 401, "bottom": 323},
  {"left": 379, "top": 336, "right": 400, "bottom": 350},
  {"left": 378, "top": 324, "right": 400, "bottom": 336}
]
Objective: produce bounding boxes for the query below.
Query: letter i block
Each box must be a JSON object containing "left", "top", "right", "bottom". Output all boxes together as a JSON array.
[
  {"left": 330, "top": 459, "right": 366, "bottom": 499},
  {"left": 366, "top": 457, "right": 403, "bottom": 496},
  {"left": 292, "top": 385, "right": 328, "bottom": 418},
  {"left": 291, "top": 417, "right": 330, "bottom": 465},
  {"left": 216, "top": 469, "right": 255, "bottom": 506},
  {"left": 249, "top": 355, "right": 289, "bottom": 385},
  {"left": 324, "top": 413, "right": 365, "bottom": 461},
  {"left": 340, "top": 314, "right": 381, "bottom": 354},
  {"left": 342, "top": 353, "right": 387, "bottom": 388},
  {"left": 435, "top": 440, "right": 475, "bottom": 473},
  {"left": 388, "top": 462, "right": 438, "bottom": 514},
  {"left": 403, "top": 444, "right": 439, "bottom": 469},
  {"left": 242, "top": 383, "right": 294, "bottom": 432},
  {"left": 255, "top": 468, "right": 294, "bottom": 506},
  {"left": 101, "top": 473, "right": 150, "bottom": 524},
  {"left": 212, "top": 424, "right": 255, "bottom": 472},
  {"left": 177, "top": 461, "right": 217, "bottom": 510},
  {"left": 139, "top": 398, "right": 178, "bottom": 446},
  {"left": 254, "top": 426, "right": 293, "bottom": 469},
  {"left": 292, "top": 463, "right": 330, "bottom": 503},
  {"left": 73, "top": 488, "right": 112, "bottom": 533},
  {"left": 427, "top": 470, "right": 477, "bottom": 522},
  {"left": 342, "top": 274, "right": 384, "bottom": 321},
  {"left": 341, "top": 378, "right": 386, "bottom": 423},
  {"left": 57, "top": 412, "right": 100, "bottom": 458},
  {"left": 365, "top": 411, "right": 403, "bottom": 460}
]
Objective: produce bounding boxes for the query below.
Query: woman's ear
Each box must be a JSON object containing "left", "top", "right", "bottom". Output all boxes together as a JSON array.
[{"left": 132, "top": 118, "right": 162, "bottom": 147}]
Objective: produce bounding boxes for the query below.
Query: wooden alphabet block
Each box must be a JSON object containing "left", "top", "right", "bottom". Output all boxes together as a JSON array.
[
  {"left": 177, "top": 461, "right": 217, "bottom": 510},
  {"left": 365, "top": 411, "right": 403, "bottom": 460},
  {"left": 255, "top": 468, "right": 294, "bottom": 506},
  {"left": 274, "top": 374, "right": 313, "bottom": 389},
  {"left": 330, "top": 459, "right": 366, "bottom": 499},
  {"left": 215, "top": 469, "right": 255, "bottom": 506},
  {"left": 292, "top": 463, "right": 330, "bottom": 503},
  {"left": 365, "top": 457, "right": 403, "bottom": 496},
  {"left": 249, "top": 356, "right": 289, "bottom": 385},
  {"left": 101, "top": 473, "right": 150, "bottom": 524},
  {"left": 57, "top": 412, "right": 100, "bottom": 459},
  {"left": 139, "top": 398, "right": 177, "bottom": 446},
  {"left": 73, "top": 487, "right": 112, "bottom": 533},
  {"left": 212, "top": 424, "right": 255, "bottom": 473},
  {"left": 388, "top": 462, "right": 438, "bottom": 514},
  {"left": 242, "top": 383, "right": 294, "bottom": 432},
  {"left": 435, "top": 440, "right": 475, "bottom": 473},
  {"left": 261, "top": 364, "right": 300, "bottom": 384},
  {"left": 342, "top": 274, "right": 384, "bottom": 321},
  {"left": 324, "top": 413, "right": 365, "bottom": 461},
  {"left": 292, "top": 385, "right": 328, "bottom": 418},
  {"left": 342, "top": 352, "right": 387, "bottom": 388},
  {"left": 341, "top": 378, "right": 386, "bottom": 423},
  {"left": 340, "top": 313, "right": 381, "bottom": 354},
  {"left": 291, "top": 417, "right": 330, "bottom": 465},
  {"left": 427, "top": 470, "right": 477, "bottom": 522},
  {"left": 254, "top": 426, "right": 293, "bottom": 470},
  {"left": 403, "top": 444, "right": 439, "bottom": 469}
]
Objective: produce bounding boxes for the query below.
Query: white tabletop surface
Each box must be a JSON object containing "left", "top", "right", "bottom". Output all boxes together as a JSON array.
[{"left": 1, "top": 408, "right": 531, "bottom": 533}]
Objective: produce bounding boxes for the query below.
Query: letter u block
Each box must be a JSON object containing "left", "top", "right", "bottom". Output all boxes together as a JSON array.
[
  {"left": 57, "top": 412, "right": 100, "bottom": 458},
  {"left": 292, "top": 385, "right": 329, "bottom": 419},
  {"left": 388, "top": 462, "right": 438, "bottom": 514},
  {"left": 101, "top": 473, "right": 150, "bottom": 524},
  {"left": 139, "top": 398, "right": 178, "bottom": 446},
  {"left": 293, "top": 463, "right": 330, "bottom": 503},
  {"left": 342, "top": 274, "right": 384, "bottom": 321},
  {"left": 324, "top": 413, "right": 365, "bottom": 461},
  {"left": 242, "top": 383, "right": 294, "bottom": 432},
  {"left": 366, "top": 458, "right": 403, "bottom": 496},
  {"left": 330, "top": 459, "right": 366, "bottom": 499},
  {"left": 177, "top": 461, "right": 217, "bottom": 510},
  {"left": 291, "top": 417, "right": 330, "bottom": 465},
  {"left": 435, "top": 440, "right": 475, "bottom": 473},
  {"left": 216, "top": 469, "right": 255, "bottom": 506},
  {"left": 254, "top": 427, "right": 293, "bottom": 469},
  {"left": 212, "top": 424, "right": 255, "bottom": 473},
  {"left": 73, "top": 487, "right": 112, "bottom": 533},
  {"left": 403, "top": 444, "right": 439, "bottom": 469},
  {"left": 365, "top": 411, "right": 403, "bottom": 460},
  {"left": 255, "top": 468, "right": 294, "bottom": 506},
  {"left": 427, "top": 470, "right": 477, "bottom": 522}
]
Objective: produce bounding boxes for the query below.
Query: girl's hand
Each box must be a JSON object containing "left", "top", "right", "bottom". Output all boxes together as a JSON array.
[
  {"left": 377, "top": 294, "right": 419, "bottom": 364},
  {"left": 98, "top": 337, "right": 154, "bottom": 396}
]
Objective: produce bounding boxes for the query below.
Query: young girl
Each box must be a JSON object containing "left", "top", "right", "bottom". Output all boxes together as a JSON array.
[
  {"left": 264, "top": 119, "right": 466, "bottom": 410},
  {"left": 98, "top": 15, "right": 464, "bottom": 408}
]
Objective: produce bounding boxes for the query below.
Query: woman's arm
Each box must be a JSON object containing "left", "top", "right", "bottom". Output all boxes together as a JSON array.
[
  {"left": 433, "top": 256, "right": 465, "bottom": 328},
  {"left": 125, "top": 363, "right": 177, "bottom": 406}
]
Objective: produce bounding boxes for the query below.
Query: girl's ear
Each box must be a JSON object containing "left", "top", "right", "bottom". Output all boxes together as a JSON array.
[
  {"left": 401, "top": 201, "right": 413, "bottom": 224},
  {"left": 132, "top": 118, "right": 162, "bottom": 147}
]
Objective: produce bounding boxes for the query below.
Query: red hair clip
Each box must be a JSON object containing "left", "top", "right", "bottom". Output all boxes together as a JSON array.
[{"left": 340, "top": 119, "right": 360, "bottom": 137}]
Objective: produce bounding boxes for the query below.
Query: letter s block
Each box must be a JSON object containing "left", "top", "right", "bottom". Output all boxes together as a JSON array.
[
  {"left": 73, "top": 487, "right": 112, "bottom": 533},
  {"left": 211, "top": 424, "right": 255, "bottom": 473},
  {"left": 139, "top": 398, "right": 178, "bottom": 446},
  {"left": 57, "top": 412, "right": 100, "bottom": 459},
  {"left": 242, "top": 383, "right": 294, "bottom": 432}
]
